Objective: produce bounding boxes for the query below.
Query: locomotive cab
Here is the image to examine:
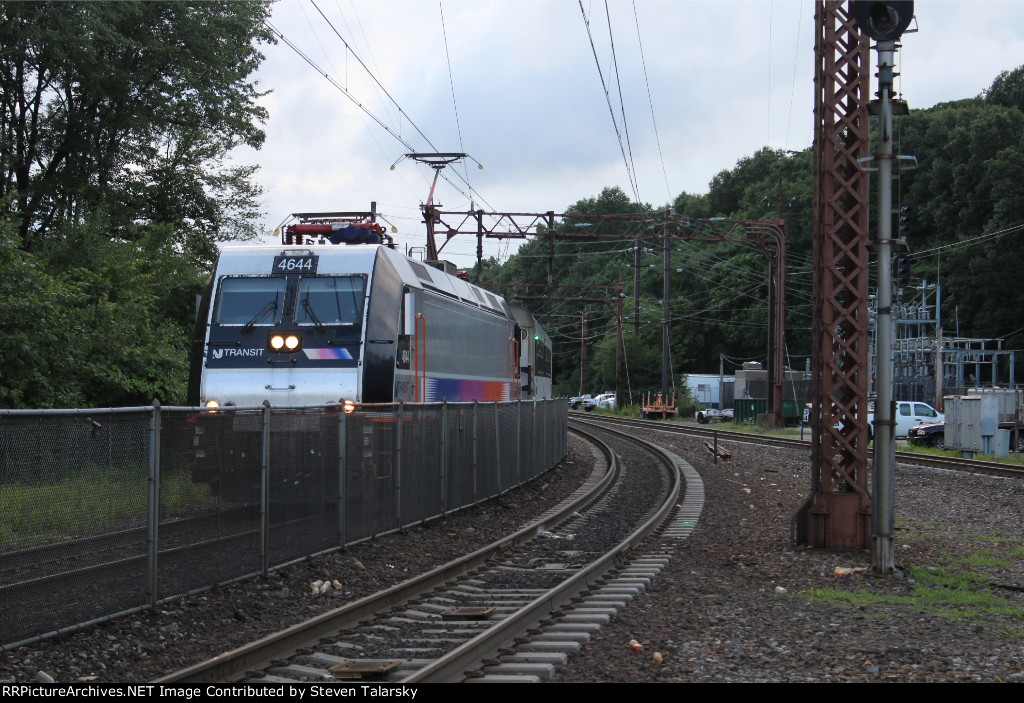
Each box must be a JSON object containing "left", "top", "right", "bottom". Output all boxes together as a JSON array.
[{"left": 191, "top": 247, "right": 374, "bottom": 409}]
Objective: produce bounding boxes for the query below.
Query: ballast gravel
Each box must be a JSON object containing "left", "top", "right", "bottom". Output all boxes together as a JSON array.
[
  {"left": 552, "top": 427, "right": 1024, "bottom": 683},
  {"left": 2, "top": 426, "right": 1023, "bottom": 683}
]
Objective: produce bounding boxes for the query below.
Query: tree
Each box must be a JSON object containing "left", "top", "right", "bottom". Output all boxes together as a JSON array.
[
  {"left": 0, "top": 215, "right": 202, "bottom": 408},
  {"left": 985, "top": 66, "right": 1024, "bottom": 114},
  {"left": 0, "top": 1, "right": 274, "bottom": 264}
]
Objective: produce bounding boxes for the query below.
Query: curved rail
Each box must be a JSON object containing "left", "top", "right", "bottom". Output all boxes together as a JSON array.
[
  {"left": 155, "top": 426, "right": 624, "bottom": 684},
  {"left": 572, "top": 412, "right": 1024, "bottom": 480},
  {"left": 405, "top": 423, "right": 685, "bottom": 683}
]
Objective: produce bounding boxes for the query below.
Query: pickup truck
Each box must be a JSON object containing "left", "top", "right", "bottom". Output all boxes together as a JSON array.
[
  {"left": 869, "top": 401, "right": 944, "bottom": 439},
  {"left": 805, "top": 401, "right": 944, "bottom": 439}
]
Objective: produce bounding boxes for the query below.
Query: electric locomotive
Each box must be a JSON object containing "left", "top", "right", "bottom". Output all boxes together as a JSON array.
[{"left": 188, "top": 212, "right": 541, "bottom": 409}]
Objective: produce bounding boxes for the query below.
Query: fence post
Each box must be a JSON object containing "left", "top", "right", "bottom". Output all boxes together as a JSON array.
[
  {"left": 536, "top": 401, "right": 544, "bottom": 478},
  {"left": 395, "top": 402, "right": 403, "bottom": 530},
  {"left": 146, "top": 400, "right": 161, "bottom": 608},
  {"left": 516, "top": 398, "right": 522, "bottom": 486},
  {"left": 440, "top": 400, "right": 448, "bottom": 515},
  {"left": 472, "top": 400, "right": 478, "bottom": 504},
  {"left": 541, "top": 399, "right": 548, "bottom": 470},
  {"left": 337, "top": 410, "right": 346, "bottom": 548},
  {"left": 261, "top": 400, "right": 271, "bottom": 576},
  {"left": 494, "top": 400, "right": 501, "bottom": 491}
]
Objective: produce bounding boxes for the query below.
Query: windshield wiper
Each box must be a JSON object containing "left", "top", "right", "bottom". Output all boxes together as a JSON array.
[
  {"left": 242, "top": 296, "right": 278, "bottom": 331},
  {"left": 302, "top": 296, "right": 326, "bottom": 330}
]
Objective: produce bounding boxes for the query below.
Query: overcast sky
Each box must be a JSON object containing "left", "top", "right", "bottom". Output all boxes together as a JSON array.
[{"left": 237, "top": 0, "right": 1024, "bottom": 267}]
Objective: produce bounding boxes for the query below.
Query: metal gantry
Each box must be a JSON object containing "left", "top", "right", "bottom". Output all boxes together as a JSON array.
[
  {"left": 793, "top": 0, "right": 873, "bottom": 550},
  {"left": 421, "top": 206, "right": 788, "bottom": 426}
]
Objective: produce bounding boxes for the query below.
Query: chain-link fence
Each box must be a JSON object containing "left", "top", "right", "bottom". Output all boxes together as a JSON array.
[{"left": 0, "top": 399, "right": 567, "bottom": 649}]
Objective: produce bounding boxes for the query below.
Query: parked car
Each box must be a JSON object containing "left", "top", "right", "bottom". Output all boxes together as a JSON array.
[
  {"left": 569, "top": 394, "right": 593, "bottom": 410},
  {"left": 907, "top": 421, "right": 946, "bottom": 448},
  {"left": 582, "top": 392, "right": 615, "bottom": 412},
  {"left": 696, "top": 408, "right": 733, "bottom": 423},
  {"left": 908, "top": 420, "right": 1023, "bottom": 453}
]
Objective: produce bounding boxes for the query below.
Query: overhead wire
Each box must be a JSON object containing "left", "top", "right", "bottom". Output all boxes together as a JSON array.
[
  {"left": 308, "top": 0, "right": 440, "bottom": 155},
  {"left": 767, "top": 0, "right": 773, "bottom": 146},
  {"left": 578, "top": 0, "right": 641, "bottom": 204},
  {"left": 438, "top": 1, "right": 474, "bottom": 203},
  {"left": 784, "top": 0, "right": 803, "bottom": 149},
  {"left": 278, "top": 3, "right": 497, "bottom": 211},
  {"left": 604, "top": 0, "right": 641, "bottom": 204},
  {"left": 333, "top": 0, "right": 402, "bottom": 129},
  {"left": 908, "top": 222, "right": 1024, "bottom": 259},
  {"left": 632, "top": 0, "right": 672, "bottom": 202}
]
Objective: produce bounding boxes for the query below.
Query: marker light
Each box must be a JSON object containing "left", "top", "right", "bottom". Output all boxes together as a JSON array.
[{"left": 343, "top": 399, "right": 356, "bottom": 414}]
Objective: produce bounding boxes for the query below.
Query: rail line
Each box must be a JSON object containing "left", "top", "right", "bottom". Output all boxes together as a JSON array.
[
  {"left": 572, "top": 412, "right": 1024, "bottom": 480},
  {"left": 155, "top": 424, "right": 700, "bottom": 683}
]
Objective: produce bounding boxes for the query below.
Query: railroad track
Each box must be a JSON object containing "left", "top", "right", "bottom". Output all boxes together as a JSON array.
[
  {"left": 155, "top": 424, "right": 703, "bottom": 684},
  {"left": 571, "top": 411, "right": 1024, "bottom": 480}
]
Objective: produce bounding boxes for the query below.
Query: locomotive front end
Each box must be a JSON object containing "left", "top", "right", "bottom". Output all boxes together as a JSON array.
[{"left": 196, "top": 246, "right": 373, "bottom": 410}]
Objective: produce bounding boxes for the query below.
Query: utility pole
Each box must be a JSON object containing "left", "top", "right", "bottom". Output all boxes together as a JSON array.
[
  {"left": 634, "top": 239, "right": 641, "bottom": 338},
  {"left": 852, "top": 0, "right": 915, "bottom": 574},
  {"left": 616, "top": 281, "right": 623, "bottom": 406},
  {"left": 580, "top": 309, "right": 588, "bottom": 395},
  {"left": 872, "top": 36, "right": 898, "bottom": 573},
  {"left": 662, "top": 209, "right": 672, "bottom": 401},
  {"left": 719, "top": 353, "right": 725, "bottom": 410}
]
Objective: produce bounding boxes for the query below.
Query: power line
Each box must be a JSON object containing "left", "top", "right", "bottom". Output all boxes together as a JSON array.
[
  {"left": 632, "top": 1, "right": 671, "bottom": 202},
  {"left": 605, "top": 1, "right": 641, "bottom": 204},
  {"left": 271, "top": 5, "right": 497, "bottom": 211},
  {"left": 909, "top": 221, "right": 1024, "bottom": 259},
  {"left": 578, "top": 1, "right": 641, "bottom": 204},
  {"left": 438, "top": 1, "right": 473, "bottom": 201}
]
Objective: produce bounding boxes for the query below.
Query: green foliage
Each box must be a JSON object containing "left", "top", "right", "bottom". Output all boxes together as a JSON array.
[
  {"left": 487, "top": 64, "right": 1024, "bottom": 394},
  {"left": 805, "top": 564, "right": 1024, "bottom": 624},
  {"left": 985, "top": 66, "right": 1024, "bottom": 113},
  {"left": 895, "top": 75, "right": 1024, "bottom": 364},
  {"left": 0, "top": 215, "right": 203, "bottom": 407},
  {"left": 0, "top": 0, "right": 273, "bottom": 264},
  {"left": 485, "top": 153, "right": 815, "bottom": 400},
  {"left": 0, "top": 1, "right": 271, "bottom": 408}
]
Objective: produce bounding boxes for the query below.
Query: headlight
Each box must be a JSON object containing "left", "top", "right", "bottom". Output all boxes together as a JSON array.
[
  {"left": 343, "top": 399, "right": 355, "bottom": 414},
  {"left": 268, "top": 332, "right": 302, "bottom": 353}
]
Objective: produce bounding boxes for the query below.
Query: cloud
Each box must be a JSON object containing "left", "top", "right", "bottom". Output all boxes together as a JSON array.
[{"left": 242, "top": 0, "right": 1024, "bottom": 268}]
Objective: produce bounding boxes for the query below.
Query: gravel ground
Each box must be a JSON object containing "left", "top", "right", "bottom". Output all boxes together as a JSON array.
[
  {"left": 552, "top": 429, "right": 1024, "bottom": 683},
  {"left": 3, "top": 428, "right": 1023, "bottom": 684}
]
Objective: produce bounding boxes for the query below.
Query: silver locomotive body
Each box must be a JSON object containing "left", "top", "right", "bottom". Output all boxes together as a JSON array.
[{"left": 188, "top": 243, "right": 524, "bottom": 409}]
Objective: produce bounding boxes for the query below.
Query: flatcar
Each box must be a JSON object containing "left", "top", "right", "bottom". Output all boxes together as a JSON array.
[{"left": 187, "top": 212, "right": 550, "bottom": 409}]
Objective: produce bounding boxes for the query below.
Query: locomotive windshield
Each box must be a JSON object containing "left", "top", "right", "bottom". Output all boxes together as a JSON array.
[
  {"left": 296, "top": 276, "right": 365, "bottom": 326},
  {"left": 214, "top": 277, "right": 286, "bottom": 326}
]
